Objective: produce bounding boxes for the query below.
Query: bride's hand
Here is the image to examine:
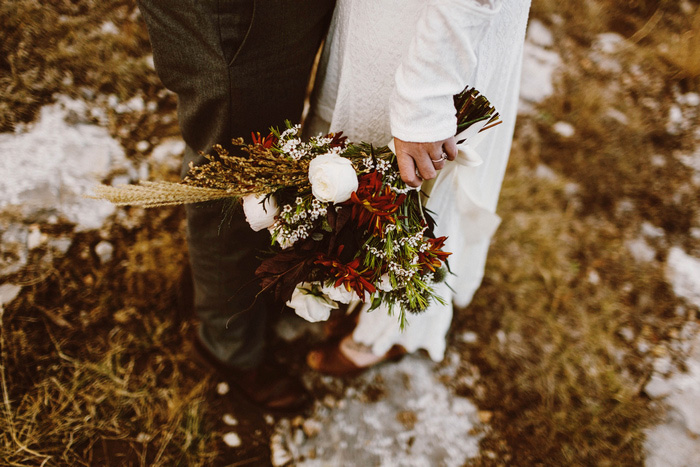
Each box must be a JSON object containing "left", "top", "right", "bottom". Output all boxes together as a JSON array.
[{"left": 393, "top": 136, "right": 457, "bottom": 187}]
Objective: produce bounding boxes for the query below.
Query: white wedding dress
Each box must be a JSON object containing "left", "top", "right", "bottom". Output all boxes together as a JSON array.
[{"left": 307, "top": 0, "right": 531, "bottom": 361}]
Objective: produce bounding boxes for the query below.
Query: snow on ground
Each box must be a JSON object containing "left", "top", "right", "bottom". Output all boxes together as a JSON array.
[
  {"left": 645, "top": 329, "right": 700, "bottom": 467},
  {"left": 643, "top": 245, "right": 700, "bottom": 465},
  {"left": 0, "top": 95, "right": 134, "bottom": 231},
  {"left": 271, "top": 355, "right": 483, "bottom": 466},
  {"left": 519, "top": 19, "right": 562, "bottom": 112}
]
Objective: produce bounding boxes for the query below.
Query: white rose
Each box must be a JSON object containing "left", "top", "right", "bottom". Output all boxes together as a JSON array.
[
  {"left": 242, "top": 194, "right": 279, "bottom": 232},
  {"left": 286, "top": 282, "right": 338, "bottom": 323},
  {"left": 321, "top": 283, "right": 355, "bottom": 304},
  {"left": 308, "top": 153, "right": 358, "bottom": 203}
]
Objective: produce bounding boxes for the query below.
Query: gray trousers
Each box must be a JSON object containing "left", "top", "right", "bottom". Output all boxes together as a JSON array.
[{"left": 138, "top": 0, "right": 335, "bottom": 369}]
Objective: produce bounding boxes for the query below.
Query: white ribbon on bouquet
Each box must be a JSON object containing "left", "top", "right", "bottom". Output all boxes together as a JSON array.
[{"left": 388, "top": 118, "right": 501, "bottom": 249}]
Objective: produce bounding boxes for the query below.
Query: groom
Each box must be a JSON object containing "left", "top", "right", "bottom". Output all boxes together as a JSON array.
[{"left": 137, "top": 0, "right": 335, "bottom": 411}]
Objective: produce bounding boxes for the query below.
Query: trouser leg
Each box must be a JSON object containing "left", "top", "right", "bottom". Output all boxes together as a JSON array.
[{"left": 137, "top": 0, "right": 335, "bottom": 369}]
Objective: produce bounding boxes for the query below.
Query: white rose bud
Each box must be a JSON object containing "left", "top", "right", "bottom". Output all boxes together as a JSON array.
[
  {"left": 321, "top": 283, "right": 355, "bottom": 304},
  {"left": 308, "top": 153, "right": 358, "bottom": 203},
  {"left": 287, "top": 282, "right": 338, "bottom": 323},
  {"left": 242, "top": 194, "right": 279, "bottom": 232}
]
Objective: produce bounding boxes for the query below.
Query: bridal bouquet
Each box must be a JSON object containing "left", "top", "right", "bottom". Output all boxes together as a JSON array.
[{"left": 95, "top": 86, "right": 500, "bottom": 329}]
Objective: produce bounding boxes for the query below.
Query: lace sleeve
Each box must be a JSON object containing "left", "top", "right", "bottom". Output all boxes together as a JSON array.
[{"left": 389, "top": 0, "right": 502, "bottom": 142}]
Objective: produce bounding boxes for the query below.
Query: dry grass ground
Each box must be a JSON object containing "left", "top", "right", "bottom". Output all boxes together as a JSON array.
[{"left": 1, "top": 0, "right": 699, "bottom": 465}]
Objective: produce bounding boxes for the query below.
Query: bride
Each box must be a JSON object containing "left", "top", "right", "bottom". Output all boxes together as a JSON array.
[{"left": 304, "top": 0, "right": 532, "bottom": 373}]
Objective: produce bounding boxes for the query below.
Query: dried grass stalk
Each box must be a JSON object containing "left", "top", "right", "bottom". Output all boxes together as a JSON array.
[{"left": 92, "top": 181, "right": 235, "bottom": 207}]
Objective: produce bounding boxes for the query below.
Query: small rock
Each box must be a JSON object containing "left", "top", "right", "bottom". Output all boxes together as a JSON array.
[
  {"left": 222, "top": 414, "right": 238, "bottom": 426},
  {"left": 322, "top": 394, "right": 337, "bottom": 408},
  {"left": 619, "top": 327, "right": 635, "bottom": 342},
  {"left": 460, "top": 331, "right": 478, "bottom": 344},
  {"left": 135, "top": 140, "right": 150, "bottom": 152},
  {"left": 478, "top": 410, "right": 494, "bottom": 424},
  {"left": 270, "top": 433, "right": 292, "bottom": 466},
  {"left": 535, "top": 163, "right": 558, "bottom": 180},
  {"left": 136, "top": 432, "right": 151, "bottom": 443},
  {"left": 216, "top": 382, "right": 230, "bottom": 395},
  {"left": 587, "top": 270, "right": 601, "bottom": 285},
  {"left": 605, "top": 108, "right": 629, "bottom": 125},
  {"left": 553, "top": 121, "right": 575, "bottom": 138},
  {"left": 302, "top": 419, "right": 322, "bottom": 438},
  {"left": 222, "top": 432, "right": 242, "bottom": 448},
  {"left": 94, "top": 241, "right": 114, "bottom": 264},
  {"left": 291, "top": 415, "right": 304, "bottom": 428}
]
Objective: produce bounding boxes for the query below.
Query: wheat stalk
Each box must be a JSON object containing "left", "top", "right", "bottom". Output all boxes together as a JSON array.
[{"left": 91, "top": 181, "right": 237, "bottom": 208}]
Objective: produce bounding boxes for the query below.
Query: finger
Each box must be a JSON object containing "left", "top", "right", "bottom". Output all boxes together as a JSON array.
[
  {"left": 442, "top": 137, "right": 458, "bottom": 161},
  {"left": 429, "top": 149, "right": 448, "bottom": 170},
  {"left": 396, "top": 153, "right": 421, "bottom": 187},
  {"left": 414, "top": 152, "right": 438, "bottom": 180}
]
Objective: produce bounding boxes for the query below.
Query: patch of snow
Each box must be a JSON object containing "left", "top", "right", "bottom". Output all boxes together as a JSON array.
[
  {"left": 666, "top": 247, "right": 700, "bottom": 308},
  {"left": 135, "top": 140, "right": 150, "bottom": 153},
  {"left": 552, "top": 121, "right": 575, "bottom": 138},
  {"left": 519, "top": 22, "right": 561, "bottom": 111},
  {"left": 666, "top": 105, "right": 684, "bottom": 135},
  {"left": 0, "top": 283, "right": 22, "bottom": 311},
  {"left": 626, "top": 237, "right": 656, "bottom": 263},
  {"left": 216, "top": 382, "right": 230, "bottom": 395},
  {"left": 0, "top": 96, "right": 134, "bottom": 231},
  {"left": 676, "top": 147, "right": 700, "bottom": 186},
  {"left": 605, "top": 108, "right": 629, "bottom": 125},
  {"left": 460, "top": 331, "right": 479, "bottom": 344},
  {"left": 26, "top": 225, "right": 43, "bottom": 250},
  {"left": 641, "top": 222, "right": 665, "bottom": 239},
  {"left": 677, "top": 92, "right": 700, "bottom": 107},
  {"left": 222, "top": 414, "right": 238, "bottom": 426},
  {"left": 645, "top": 332, "right": 700, "bottom": 465},
  {"left": 527, "top": 19, "right": 554, "bottom": 48},
  {"left": 100, "top": 21, "right": 119, "bottom": 35},
  {"left": 535, "top": 164, "right": 558, "bottom": 181},
  {"left": 223, "top": 432, "right": 242, "bottom": 448},
  {"left": 150, "top": 138, "right": 186, "bottom": 172},
  {"left": 95, "top": 241, "right": 114, "bottom": 264},
  {"left": 144, "top": 54, "right": 155, "bottom": 71},
  {"left": 587, "top": 270, "right": 601, "bottom": 285},
  {"left": 594, "top": 33, "right": 625, "bottom": 54},
  {"left": 280, "top": 357, "right": 482, "bottom": 466},
  {"left": 114, "top": 96, "right": 146, "bottom": 114}
]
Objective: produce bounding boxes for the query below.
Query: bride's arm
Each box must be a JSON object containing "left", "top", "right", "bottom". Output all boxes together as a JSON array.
[{"left": 390, "top": 0, "right": 503, "bottom": 186}]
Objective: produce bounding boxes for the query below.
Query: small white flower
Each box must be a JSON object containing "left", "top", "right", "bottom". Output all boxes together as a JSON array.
[
  {"left": 286, "top": 282, "right": 338, "bottom": 322},
  {"left": 308, "top": 153, "right": 358, "bottom": 203},
  {"left": 242, "top": 194, "right": 279, "bottom": 232}
]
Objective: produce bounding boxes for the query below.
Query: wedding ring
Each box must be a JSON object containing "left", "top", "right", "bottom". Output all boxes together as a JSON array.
[{"left": 431, "top": 152, "right": 447, "bottom": 163}]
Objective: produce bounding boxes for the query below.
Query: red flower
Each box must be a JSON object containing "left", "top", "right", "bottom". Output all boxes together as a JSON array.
[
  {"left": 417, "top": 236, "right": 451, "bottom": 273},
  {"left": 251, "top": 131, "right": 277, "bottom": 149},
  {"left": 348, "top": 171, "right": 406, "bottom": 236},
  {"left": 325, "top": 131, "right": 348, "bottom": 149},
  {"left": 315, "top": 252, "right": 377, "bottom": 300}
]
